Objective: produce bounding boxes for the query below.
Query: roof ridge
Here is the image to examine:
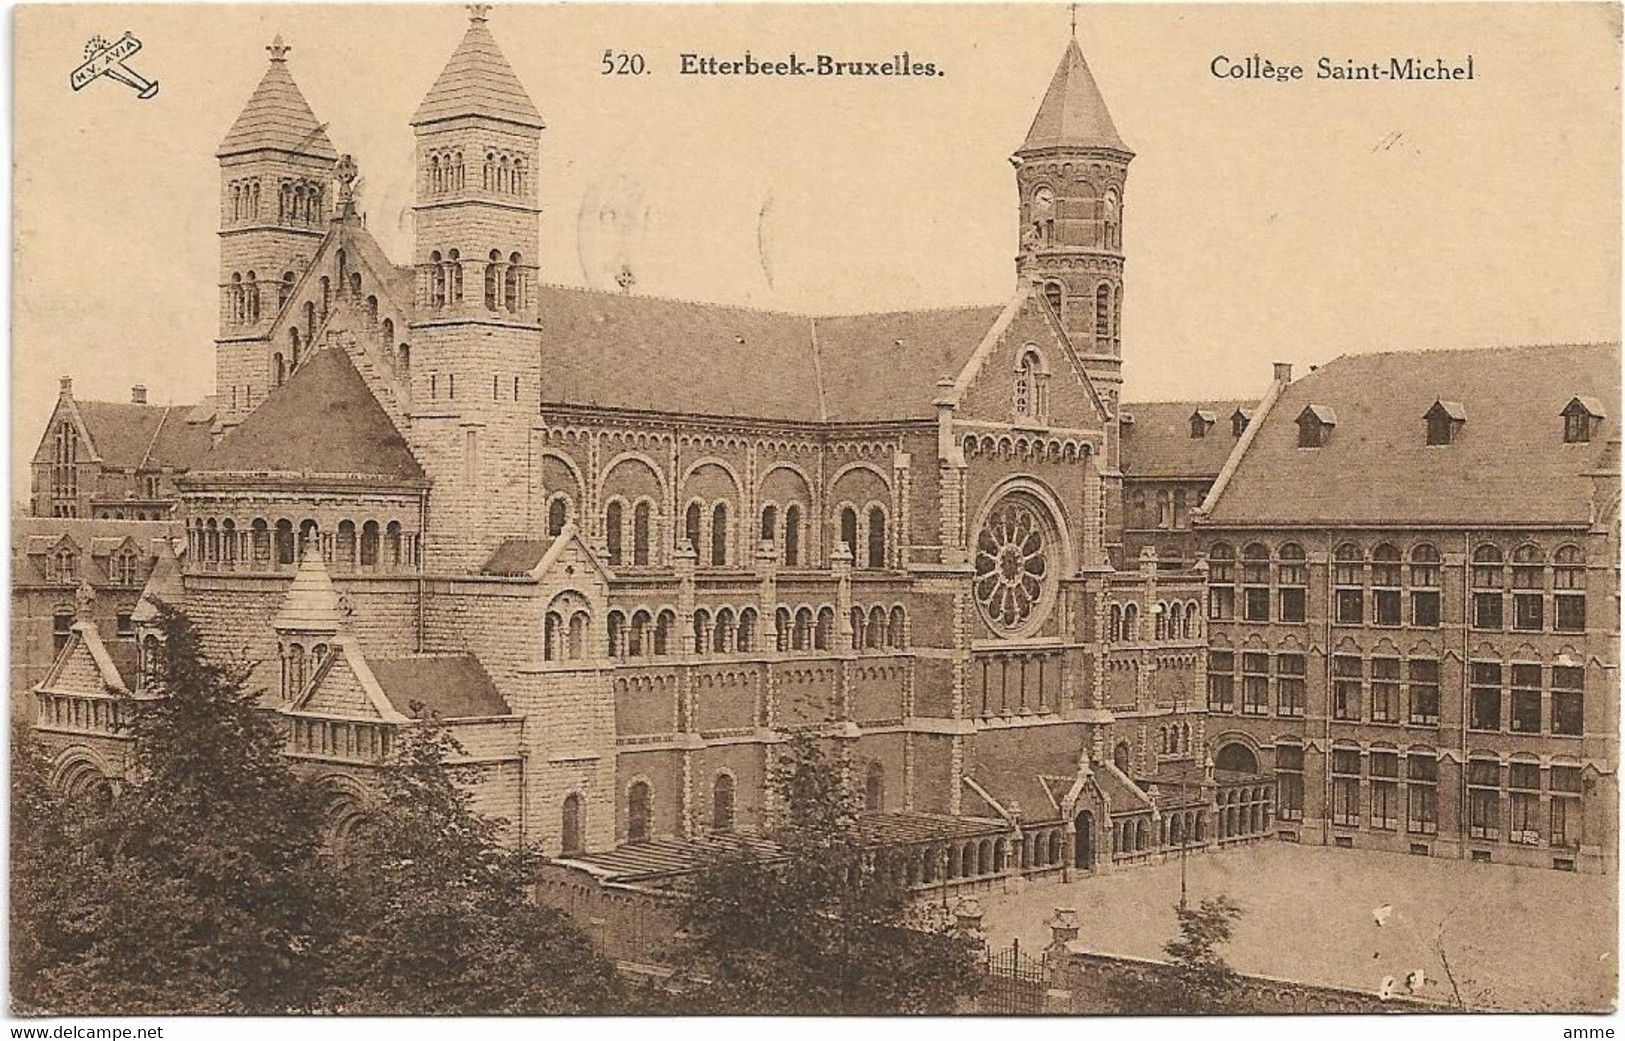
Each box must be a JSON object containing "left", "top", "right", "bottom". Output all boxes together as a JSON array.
[
  {"left": 534, "top": 280, "right": 1006, "bottom": 321},
  {"left": 1321, "top": 340, "right": 1621, "bottom": 366},
  {"left": 136, "top": 405, "right": 174, "bottom": 472}
]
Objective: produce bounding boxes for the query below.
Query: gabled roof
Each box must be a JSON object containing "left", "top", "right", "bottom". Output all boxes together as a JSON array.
[
  {"left": 1426, "top": 399, "right": 1467, "bottom": 422},
  {"left": 69, "top": 400, "right": 211, "bottom": 471},
  {"left": 217, "top": 40, "right": 337, "bottom": 159},
  {"left": 1564, "top": 395, "right": 1606, "bottom": 418},
  {"left": 365, "top": 656, "right": 510, "bottom": 719},
  {"left": 536, "top": 285, "right": 1009, "bottom": 423},
  {"left": 412, "top": 13, "right": 543, "bottom": 129},
  {"left": 1205, "top": 343, "right": 1622, "bottom": 527},
  {"left": 189, "top": 347, "right": 424, "bottom": 482},
  {"left": 482, "top": 539, "right": 552, "bottom": 576},
  {"left": 1018, "top": 38, "right": 1129, "bottom": 154},
  {"left": 13, "top": 519, "right": 181, "bottom": 591},
  {"left": 1119, "top": 399, "right": 1256, "bottom": 479}
]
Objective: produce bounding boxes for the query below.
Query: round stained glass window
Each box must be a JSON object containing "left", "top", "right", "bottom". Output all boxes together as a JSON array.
[{"left": 973, "top": 495, "right": 1052, "bottom": 634}]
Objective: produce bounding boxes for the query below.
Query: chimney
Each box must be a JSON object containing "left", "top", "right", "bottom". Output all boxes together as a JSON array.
[
  {"left": 1272, "top": 362, "right": 1294, "bottom": 384},
  {"left": 58, "top": 376, "right": 72, "bottom": 398},
  {"left": 131, "top": 385, "right": 148, "bottom": 405}
]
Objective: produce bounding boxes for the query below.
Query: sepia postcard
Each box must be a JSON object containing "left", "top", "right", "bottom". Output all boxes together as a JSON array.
[{"left": 8, "top": 1, "right": 1621, "bottom": 1025}]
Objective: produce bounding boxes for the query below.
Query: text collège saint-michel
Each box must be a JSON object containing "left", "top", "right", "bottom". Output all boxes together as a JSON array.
[{"left": 1212, "top": 54, "right": 1477, "bottom": 83}]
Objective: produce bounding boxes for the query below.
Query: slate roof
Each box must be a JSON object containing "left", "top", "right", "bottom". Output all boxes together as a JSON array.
[
  {"left": 189, "top": 347, "right": 424, "bottom": 481},
  {"left": 964, "top": 747, "right": 1077, "bottom": 822},
  {"left": 1019, "top": 39, "right": 1129, "bottom": 154},
  {"left": 1120, "top": 399, "right": 1256, "bottom": 479},
  {"left": 536, "top": 285, "right": 1005, "bottom": 423},
  {"left": 70, "top": 400, "right": 213, "bottom": 472},
  {"left": 412, "top": 15, "right": 543, "bottom": 129},
  {"left": 12, "top": 518, "right": 181, "bottom": 588},
  {"left": 217, "top": 47, "right": 337, "bottom": 159},
  {"left": 558, "top": 812, "right": 1006, "bottom": 884},
  {"left": 366, "top": 655, "right": 510, "bottom": 719},
  {"left": 1205, "top": 343, "right": 1621, "bottom": 527},
  {"left": 481, "top": 539, "right": 552, "bottom": 575}
]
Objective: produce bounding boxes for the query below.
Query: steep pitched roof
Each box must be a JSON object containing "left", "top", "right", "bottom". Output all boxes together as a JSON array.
[
  {"left": 1204, "top": 343, "right": 1621, "bottom": 527},
  {"left": 217, "top": 42, "right": 337, "bottom": 159},
  {"left": 190, "top": 347, "right": 424, "bottom": 481},
  {"left": 13, "top": 518, "right": 181, "bottom": 590},
  {"left": 1120, "top": 399, "right": 1256, "bottom": 479},
  {"left": 365, "top": 656, "right": 510, "bottom": 719},
  {"left": 412, "top": 14, "right": 543, "bottom": 129},
  {"left": 1019, "top": 39, "right": 1128, "bottom": 154},
  {"left": 536, "top": 285, "right": 1008, "bottom": 423},
  {"left": 272, "top": 553, "right": 344, "bottom": 632},
  {"left": 71, "top": 401, "right": 209, "bottom": 471}
]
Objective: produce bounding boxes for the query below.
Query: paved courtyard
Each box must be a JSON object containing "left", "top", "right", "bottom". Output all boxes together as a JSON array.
[{"left": 976, "top": 842, "right": 1615, "bottom": 1011}]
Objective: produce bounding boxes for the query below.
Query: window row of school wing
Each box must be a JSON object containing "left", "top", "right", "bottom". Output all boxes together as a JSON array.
[
  {"left": 1273, "top": 743, "right": 1587, "bottom": 851},
  {"left": 1206, "top": 541, "right": 1590, "bottom": 633},
  {"left": 1206, "top": 649, "right": 1588, "bottom": 736},
  {"left": 185, "top": 517, "right": 419, "bottom": 572}
]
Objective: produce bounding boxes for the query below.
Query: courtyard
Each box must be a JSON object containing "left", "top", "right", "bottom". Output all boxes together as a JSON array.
[{"left": 975, "top": 842, "right": 1616, "bottom": 1012}]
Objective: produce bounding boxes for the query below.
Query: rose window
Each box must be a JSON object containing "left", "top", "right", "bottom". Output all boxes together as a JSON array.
[{"left": 974, "top": 496, "right": 1052, "bottom": 633}]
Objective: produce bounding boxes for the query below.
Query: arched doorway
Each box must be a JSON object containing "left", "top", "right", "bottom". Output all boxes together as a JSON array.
[{"left": 1073, "top": 810, "right": 1095, "bottom": 869}]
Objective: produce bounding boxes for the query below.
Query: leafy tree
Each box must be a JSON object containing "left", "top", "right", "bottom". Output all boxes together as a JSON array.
[
  {"left": 1102, "top": 894, "right": 1245, "bottom": 1014},
  {"left": 318, "top": 719, "right": 621, "bottom": 1014},
  {"left": 671, "top": 733, "right": 982, "bottom": 1014},
  {"left": 13, "top": 603, "right": 342, "bottom": 1014}
]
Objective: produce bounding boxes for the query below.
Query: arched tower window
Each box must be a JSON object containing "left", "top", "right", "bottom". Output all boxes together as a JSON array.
[
  {"left": 1103, "top": 188, "right": 1120, "bottom": 250},
  {"left": 710, "top": 503, "right": 729, "bottom": 566},
  {"left": 1032, "top": 185, "right": 1055, "bottom": 244},
  {"left": 684, "top": 502, "right": 702, "bottom": 554},
  {"left": 865, "top": 762, "right": 885, "bottom": 812},
  {"left": 632, "top": 501, "right": 652, "bottom": 565},
  {"left": 627, "top": 782, "right": 652, "bottom": 843},
  {"left": 561, "top": 793, "right": 584, "bottom": 854},
  {"left": 840, "top": 507, "right": 859, "bottom": 557},
  {"left": 783, "top": 504, "right": 802, "bottom": 566},
  {"left": 485, "top": 250, "right": 500, "bottom": 310},
  {"left": 1043, "top": 282, "right": 1063, "bottom": 318},
  {"left": 712, "top": 775, "right": 736, "bottom": 832},
  {"left": 866, "top": 505, "right": 886, "bottom": 569},
  {"left": 547, "top": 497, "right": 569, "bottom": 538},
  {"left": 505, "top": 253, "right": 522, "bottom": 312},
  {"left": 1095, "top": 283, "right": 1111, "bottom": 345},
  {"left": 605, "top": 501, "right": 623, "bottom": 567}
]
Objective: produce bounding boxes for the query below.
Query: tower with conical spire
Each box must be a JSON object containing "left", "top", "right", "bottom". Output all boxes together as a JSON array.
[
  {"left": 215, "top": 36, "right": 339, "bottom": 427},
  {"left": 408, "top": 5, "right": 547, "bottom": 569},
  {"left": 1013, "top": 33, "right": 1133, "bottom": 407}
]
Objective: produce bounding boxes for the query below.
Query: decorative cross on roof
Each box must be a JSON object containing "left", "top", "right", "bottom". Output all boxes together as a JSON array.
[
  {"left": 267, "top": 34, "right": 290, "bottom": 62},
  {"left": 467, "top": 3, "right": 492, "bottom": 23},
  {"left": 1070, "top": 3, "right": 1077, "bottom": 37}
]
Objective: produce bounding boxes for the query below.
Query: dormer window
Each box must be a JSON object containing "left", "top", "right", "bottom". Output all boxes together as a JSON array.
[
  {"left": 1295, "top": 405, "right": 1337, "bottom": 448},
  {"left": 1232, "top": 408, "right": 1252, "bottom": 437},
  {"left": 1561, "top": 396, "right": 1605, "bottom": 443},
  {"left": 1424, "top": 400, "right": 1467, "bottom": 446},
  {"left": 1189, "top": 410, "right": 1216, "bottom": 439}
]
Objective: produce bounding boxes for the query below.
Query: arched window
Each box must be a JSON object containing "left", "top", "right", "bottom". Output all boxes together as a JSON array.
[
  {"left": 1103, "top": 188, "right": 1120, "bottom": 250},
  {"left": 851, "top": 607, "right": 867, "bottom": 650},
  {"left": 1113, "top": 741, "right": 1131, "bottom": 772},
  {"left": 627, "top": 782, "right": 652, "bottom": 843},
  {"left": 684, "top": 502, "right": 702, "bottom": 554},
  {"left": 606, "top": 611, "right": 625, "bottom": 658},
  {"left": 865, "top": 762, "right": 885, "bottom": 812},
  {"left": 354, "top": 520, "right": 377, "bottom": 567},
  {"left": 814, "top": 607, "right": 834, "bottom": 650},
  {"left": 1123, "top": 602, "right": 1139, "bottom": 641},
  {"left": 275, "top": 519, "right": 295, "bottom": 566},
  {"left": 385, "top": 521, "right": 404, "bottom": 566},
  {"left": 569, "top": 613, "right": 589, "bottom": 658},
  {"left": 605, "top": 501, "right": 623, "bottom": 567},
  {"left": 776, "top": 607, "right": 792, "bottom": 652},
  {"left": 628, "top": 610, "right": 650, "bottom": 657},
  {"left": 760, "top": 504, "right": 778, "bottom": 547},
  {"left": 1031, "top": 185, "right": 1055, "bottom": 243},
  {"left": 710, "top": 503, "right": 729, "bottom": 566},
  {"left": 793, "top": 607, "right": 812, "bottom": 651},
  {"left": 714, "top": 608, "right": 736, "bottom": 653},
  {"left": 429, "top": 251, "right": 446, "bottom": 308},
  {"left": 336, "top": 520, "right": 357, "bottom": 569},
  {"left": 840, "top": 507, "right": 859, "bottom": 557},
  {"left": 692, "top": 610, "right": 711, "bottom": 655},
  {"left": 632, "top": 501, "right": 652, "bottom": 565},
  {"left": 505, "top": 253, "right": 522, "bottom": 312},
  {"left": 1094, "top": 283, "right": 1111, "bottom": 345},
  {"left": 251, "top": 519, "right": 271, "bottom": 566},
  {"left": 1108, "top": 604, "right": 1123, "bottom": 643},
  {"left": 1043, "top": 282, "right": 1063, "bottom": 317},
  {"left": 866, "top": 505, "right": 887, "bottom": 568},
  {"left": 888, "top": 606, "right": 905, "bottom": 648},
  {"left": 783, "top": 504, "right": 802, "bottom": 566},
  {"left": 712, "top": 774, "right": 736, "bottom": 833},
  {"left": 544, "top": 612, "right": 562, "bottom": 661},
  {"left": 561, "top": 793, "right": 584, "bottom": 853},
  {"left": 548, "top": 497, "right": 569, "bottom": 538},
  {"left": 273, "top": 352, "right": 286, "bottom": 388},
  {"left": 484, "top": 250, "right": 500, "bottom": 310},
  {"left": 654, "top": 610, "right": 673, "bottom": 655}
]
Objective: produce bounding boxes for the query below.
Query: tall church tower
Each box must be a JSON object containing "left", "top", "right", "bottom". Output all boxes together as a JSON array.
[
  {"left": 408, "top": 5, "right": 546, "bottom": 570},
  {"left": 1013, "top": 36, "right": 1133, "bottom": 408},
  {"left": 215, "top": 37, "right": 337, "bottom": 427}
]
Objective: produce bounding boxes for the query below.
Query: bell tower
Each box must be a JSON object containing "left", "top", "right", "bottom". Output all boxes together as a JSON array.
[
  {"left": 408, "top": 5, "right": 547, "bottom": 570},
  {"left": 215, "top": 36, "right": 337, "bottom": 426},
  {"left": 1013, "top": 35, "right": 1133, "bottom": 406}
]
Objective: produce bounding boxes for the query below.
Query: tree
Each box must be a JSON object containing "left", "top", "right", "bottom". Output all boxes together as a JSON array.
[
  {"left": 317, "top": 719, "right": 621, "bottom": 1014},
  {"left": 13, "top": 603, "right": 342, "bottom": 1014},
  {"left": 1097, "top": 895, "right": 1245, "bottom": 1014},
  {"left": 671, "top": 734, "right": 982, "bottom": 1014}
]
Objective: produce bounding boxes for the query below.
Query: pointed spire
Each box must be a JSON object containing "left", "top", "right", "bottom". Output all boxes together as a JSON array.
[
  {"left": 217, "top": 36, "right": 337, "bottom": 160},
  {"left": 131, "top": 537, "right": 184, "bottom": 626},
  {"left": 1018, "top": 38, "right": 1129, "bottom": 155},
  {"left": 412, "top": 8, "right": 543, "bottom": 129},
  {"left": 272, "top": 545, "right": 344, "bottom": 633}
]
